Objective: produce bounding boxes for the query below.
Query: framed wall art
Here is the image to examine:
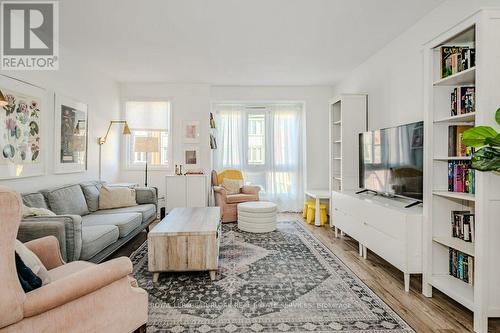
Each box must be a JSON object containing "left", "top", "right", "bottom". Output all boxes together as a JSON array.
[
  {"left": 0, "top": 75, "right": 46, "bottom": 179},
  {"left": 54, "top": 94, "right": 88, "bottom": 174},
  {"left": 182, "top": 120, "right": 200, "bottom": 143},
  {"left": 184, "top": 146, "right": 199, "bottom": 166}
]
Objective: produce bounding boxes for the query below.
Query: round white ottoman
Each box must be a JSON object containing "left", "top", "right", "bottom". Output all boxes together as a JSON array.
[{"left": 237, "top": 201, "right": 277, "bottom": 233}]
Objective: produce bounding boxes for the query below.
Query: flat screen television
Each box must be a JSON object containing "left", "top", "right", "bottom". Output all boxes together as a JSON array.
[{"left": 358, "top": 121, "right": 424, "bottom": 201}]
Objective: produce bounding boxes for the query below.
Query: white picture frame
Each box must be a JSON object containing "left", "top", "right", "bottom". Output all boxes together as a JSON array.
[
  {"left": 184, "top": 146, "right": 199, "bottom": 166},
  {"left": 0, "top": 75, "right": 46, "bottom": 179},
  {"left": 53, "top": 94, "right": 88, "bottom": 174},
  {"left": 182, "top": 120, "right": 200, "bottom": 143}
]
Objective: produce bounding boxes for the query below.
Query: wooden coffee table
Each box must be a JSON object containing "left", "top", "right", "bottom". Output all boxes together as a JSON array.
[{"left": 148, "top": 207, "right": 221, "bottom": 282}]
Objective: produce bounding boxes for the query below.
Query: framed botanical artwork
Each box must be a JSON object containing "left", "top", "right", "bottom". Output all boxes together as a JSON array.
[
  {"left": 53, "top": 94, "right": 88, "bottom": 174},
  {"left": 0, "top": 75, "right": 46, "bottom": 179},
  {"left": 184, "top": 146, "right": 199, "bottom": 166},
  {"left": 182, "top": 120, "right": 200, "bottom": 143}
]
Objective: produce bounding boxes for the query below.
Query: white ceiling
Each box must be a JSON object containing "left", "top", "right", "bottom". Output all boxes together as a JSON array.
[{"left": 60, "top": 0, "right": 444, "bottom": 85}]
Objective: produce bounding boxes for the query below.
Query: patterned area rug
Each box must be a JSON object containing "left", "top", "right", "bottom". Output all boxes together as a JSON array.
[{"left": 131, "top": 221, "right": 414, "bottom": 332}]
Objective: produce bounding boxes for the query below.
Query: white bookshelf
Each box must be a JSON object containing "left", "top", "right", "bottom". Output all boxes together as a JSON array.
[
  {"left": 328, "top": 94, "right": 367, "bottom": 194},
  {"left": 423, "top": 9, "right": 500, "bottom": 333}
]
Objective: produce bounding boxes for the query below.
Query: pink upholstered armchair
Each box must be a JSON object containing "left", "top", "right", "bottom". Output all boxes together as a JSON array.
[
  {"left": 0, "top": 187, "right": 148, "bottom": 333},
  {"left": 211, "top": 169, "right": 260, "bottom": 223}
]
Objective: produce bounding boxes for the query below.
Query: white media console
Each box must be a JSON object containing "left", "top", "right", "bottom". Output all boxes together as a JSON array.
[{"left": 330, "top": 190, "right": 423, "bottom": 292}]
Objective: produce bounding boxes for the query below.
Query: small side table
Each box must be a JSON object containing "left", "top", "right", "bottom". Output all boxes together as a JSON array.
[{"left": 305, "top": 190, "right": 331, "bottom": 227}]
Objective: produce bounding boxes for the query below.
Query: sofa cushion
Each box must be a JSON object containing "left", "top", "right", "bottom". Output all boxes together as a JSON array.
[
  {"left": 83, "top": 212, "right": 142, "bottom": 238},
  {"left": 41, "top": 184, "right": 89, "bottom": 216},
  {"left": 22, "top": 192, "right": 48, "bottom": 209},
  {"left": 80, "top": 181, "right": 104, "bottom": 212},
  {"left": 80, "top": 225, "right": 119, "bottom": 260},
  {"left": 48, "top": 261, "right": 94, "bottom": 281},
  {"left": 96, "top": 204, "right": 156, "bottom": 223},
  {"left": 226, "top": 193, "right": 257, "bottom": 204},
  {"left": 99, "top": 186, "right": 137, "bottom": 210}
]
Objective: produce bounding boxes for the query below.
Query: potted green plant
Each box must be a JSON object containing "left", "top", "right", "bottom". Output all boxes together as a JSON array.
[{"left": 462, "top": 108, "right": 500, "bottom": 172}]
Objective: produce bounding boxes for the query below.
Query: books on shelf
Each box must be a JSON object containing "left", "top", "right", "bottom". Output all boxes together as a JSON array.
[
  {"left": 441, "top": 46, "right": 476, "bottom": 79},
  {"left": 448, "top": 125, "right": 474, "bottom": 157},
  {"left": 449, "top": 248, "right": 474, "bottom": 285},
  {"left": 451, "top": 87, "right": 475, "bottom": 116},
  {"left": 448, "top": 160, "right": 475, "bottom": 194},
  {"left": 452, "top": 211, "right": 475, "bottom": 243}
]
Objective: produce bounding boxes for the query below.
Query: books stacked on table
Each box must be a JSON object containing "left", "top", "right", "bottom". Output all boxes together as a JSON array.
[
  {"left": 448, "top": 125, "right": 474, "bottom": 157},
  {"left": 449, "top": 248, "right": 474, "bottom": 285},
  {"left": 451, "top": 210, "right": 475, "bottom": 242},
  {"left": 451, "top": 87, "right": 475, "bottom": 116},
  {"left": 441, "top": 46, "right": 476, "bottom": 78}
]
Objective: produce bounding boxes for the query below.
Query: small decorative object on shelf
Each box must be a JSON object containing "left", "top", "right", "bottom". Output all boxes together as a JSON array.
[
  {"left": 210, "top": 133, "right": 217, "bottom": 149},
  {"left": 175, "top": 164, "right": 183, "bottom": 176},
  {"left": 185, "top": 168, "right": 204, "bottom": 175},
  {"left": 209, "top": 112, "right": 216, "bottom": 129}
]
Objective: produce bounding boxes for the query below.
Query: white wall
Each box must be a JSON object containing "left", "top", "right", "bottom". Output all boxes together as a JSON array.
[
  {"left": 118, "top": 83, "right": 211, "bottom": 197},
  {"left": 0, "top": 48, "right": 121, "bottom": 193},
  {"left": 210, "top": 86, "right": 331, "bottom": 190},
  {"left": 117, "top": 84, "right": 331, "bottom": 195},
  {"left": 332, "top": 0, "right": 499, "bottom": 130}
]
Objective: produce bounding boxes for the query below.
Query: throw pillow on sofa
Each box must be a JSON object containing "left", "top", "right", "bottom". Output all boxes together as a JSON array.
[
  {"left": 15, "top": 240, "right": 50, "bottom": 285},
  {"left": 22, "top": 205, "right": 56, "bottom": 217},
  {"left": 221, "top": 178, "right": 243, "bottom": 195},
  {"left": 99, "top": 186, "right": 138, "bottom": 210}
]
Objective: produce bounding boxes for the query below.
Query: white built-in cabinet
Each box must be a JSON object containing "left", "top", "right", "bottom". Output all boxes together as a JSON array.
[
  {"left": 328, "top": 94, "right": 367, "bottom": 192},
  {"left": 423, "top": 9, "right": 500, "bottom": 332},
  {"left": 165, "top": 175, "right": 208, "bottom": 212}
]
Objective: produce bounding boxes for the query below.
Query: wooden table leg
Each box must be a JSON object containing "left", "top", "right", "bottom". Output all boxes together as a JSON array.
[
  {"left": 152, "top": 272, "right": 159, "bottom": 283},
  {"left": 209, "top": 270, "right": 216, "bottom": 280}
]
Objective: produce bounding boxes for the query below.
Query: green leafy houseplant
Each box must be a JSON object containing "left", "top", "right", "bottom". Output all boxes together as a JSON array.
[{"left": 462, "top": 108, "right": 500, "bottom": 172}]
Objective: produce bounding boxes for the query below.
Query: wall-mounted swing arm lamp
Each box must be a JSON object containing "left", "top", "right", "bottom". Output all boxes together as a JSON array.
[{"left": 98, "top": 120, "right": 131, "bottom": 181}]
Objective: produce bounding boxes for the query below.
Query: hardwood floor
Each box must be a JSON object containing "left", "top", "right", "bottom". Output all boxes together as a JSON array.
[{"left": 110, "top": 213, "right": 500, "bottom": 333}]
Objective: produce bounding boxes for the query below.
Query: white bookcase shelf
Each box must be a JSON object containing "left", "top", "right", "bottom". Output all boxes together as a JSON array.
[
  {"left": 433, "top": 237, "right": 475, "bottom": 256},
  {"left": 328, "top": 94, "right": 367, "bottom": 193},
  {"left": 433, "top": 66, "right": 476, "bottom": 86},
  {"left": 433, "top": 156, "right": 472, "bottom": 161},
  {"left": 423, "top": 10, "right": 500, "bottom": 333},
  {"left": 432, "top": 191, "right": 476, "bottom": 202},
  {"left": 434, "top": 112, "right": 476, "bottom": 123}
]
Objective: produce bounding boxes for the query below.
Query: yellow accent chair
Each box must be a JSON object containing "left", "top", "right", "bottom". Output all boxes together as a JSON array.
[{"left": 212, "top": 169, "right": 261, "bottom": 223}]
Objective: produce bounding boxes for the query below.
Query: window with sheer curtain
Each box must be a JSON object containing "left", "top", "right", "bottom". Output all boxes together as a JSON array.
[
  {"left": 124, "top": 101, "right": 171, "bottom": 169},
  {"left": 213, "top": 103, "right": 304, "bottom": 212}
]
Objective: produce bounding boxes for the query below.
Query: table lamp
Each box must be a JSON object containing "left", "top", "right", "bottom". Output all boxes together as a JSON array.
[{"left": 134, "top": 137, "right": 159, "bottom": 187}]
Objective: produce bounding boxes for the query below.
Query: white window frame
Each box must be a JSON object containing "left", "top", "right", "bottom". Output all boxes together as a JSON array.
[{"left": 122, "top": 100, "right": 173, "bottom": 171}]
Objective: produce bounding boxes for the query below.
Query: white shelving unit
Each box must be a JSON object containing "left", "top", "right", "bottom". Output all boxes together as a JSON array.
[
  {"left": 328, "top": 94, "right": 367, "bottom": 194},
  {"left": 423, "top": 9, "right": 500, "bottom": 333}
]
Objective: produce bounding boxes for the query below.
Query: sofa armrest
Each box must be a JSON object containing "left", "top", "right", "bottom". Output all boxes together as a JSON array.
[
  {"left": 135, "top": 187, "right": 157, "bottom": 205},
  {"left": 23, "top": 257, "right": 133, "bottom": 318},
  {"left": 241, "top": 185, "right": 261, "bottom": 195},
  {"left": 213, "top": 186, "right": 227, "bottom": 196},
  {"left": 18, "top": 215, "right": 82, "bottom": 262},
  {"left": 24, "top": 236, "right": 64, "bottom": 270}
]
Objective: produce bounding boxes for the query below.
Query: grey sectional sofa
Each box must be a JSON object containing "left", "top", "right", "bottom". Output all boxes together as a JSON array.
[{"left": 17, "top": 181, "right": 157, "bottom": 263}]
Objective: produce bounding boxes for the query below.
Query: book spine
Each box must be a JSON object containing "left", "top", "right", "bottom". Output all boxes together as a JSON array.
[{"left": 448, "top": 161, "right": 454, "bottom": 191}]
